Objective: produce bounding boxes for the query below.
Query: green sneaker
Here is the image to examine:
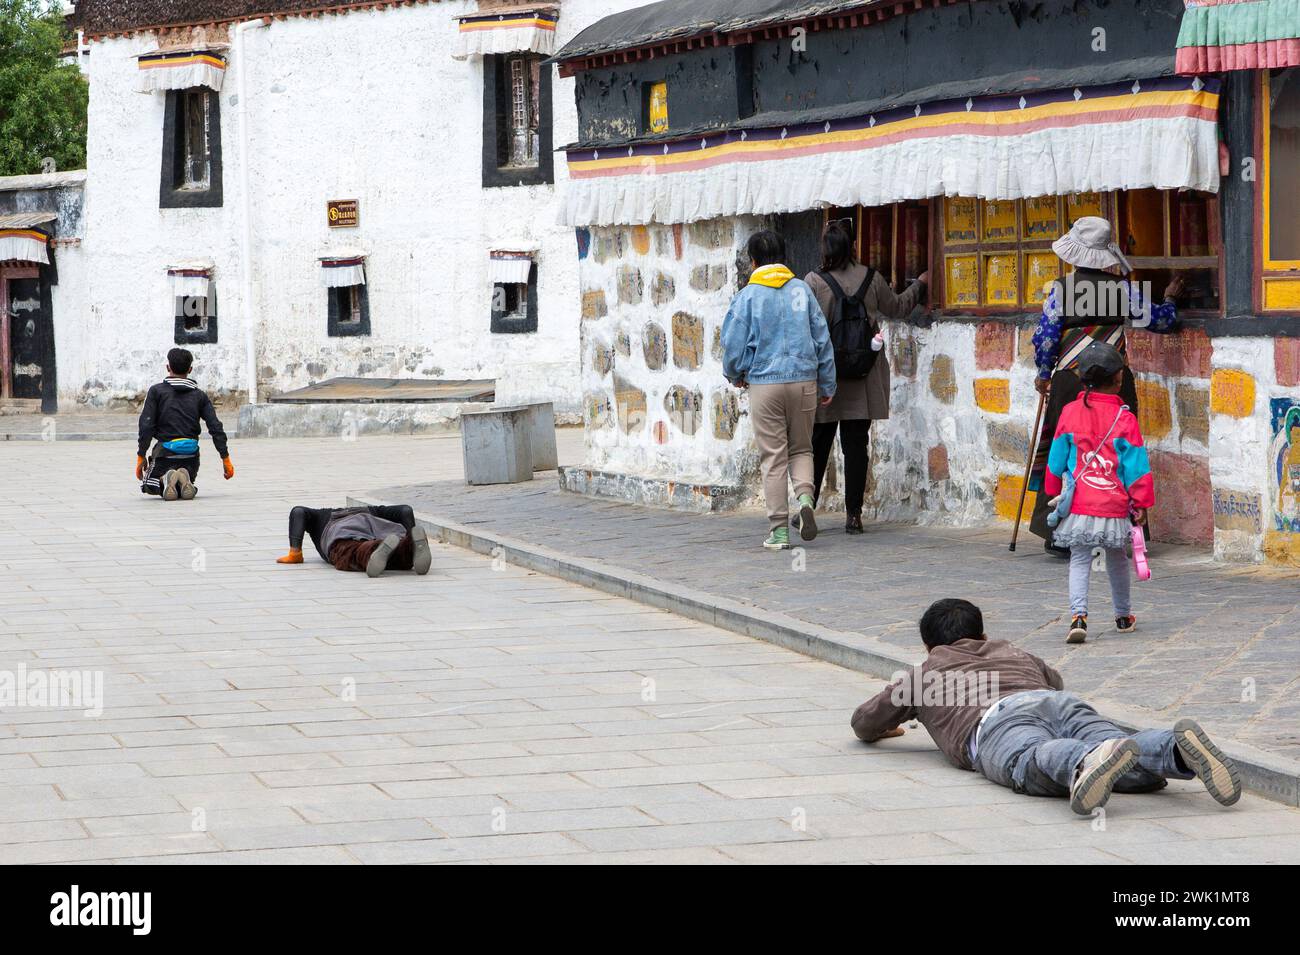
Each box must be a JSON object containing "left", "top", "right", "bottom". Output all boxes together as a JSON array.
[
  {"left": 796, "top": 494, "right": 818, "bottom": 541},
  {"left": 762, "top": 526, "right": 791, "bottom": 550}
]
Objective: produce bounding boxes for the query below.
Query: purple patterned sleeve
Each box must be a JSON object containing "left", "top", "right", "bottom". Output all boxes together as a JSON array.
[
  {"left": 1031, "top": 284, "right": 1063, "bottom": 379},
  {"left": 1126, "top": 281, "right": 1179, "bottom": 333}
]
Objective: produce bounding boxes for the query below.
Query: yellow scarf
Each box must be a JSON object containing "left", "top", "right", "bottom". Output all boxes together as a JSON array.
[{"left": 748, "top": 264, "right": 795, "bottom": 288}]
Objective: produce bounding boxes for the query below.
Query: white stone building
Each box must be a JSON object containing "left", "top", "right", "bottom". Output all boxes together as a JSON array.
[{"left": 54, "top": 0, "right": 637, "bottom": 417}]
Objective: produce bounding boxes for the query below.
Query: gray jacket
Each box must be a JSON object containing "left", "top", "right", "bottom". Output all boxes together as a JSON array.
[{"left": 320, "top": 511, "right": 407, "bottom": 557}]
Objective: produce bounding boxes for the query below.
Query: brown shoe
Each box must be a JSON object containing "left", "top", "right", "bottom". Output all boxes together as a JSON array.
[{"left": 845, "top": 513, "right": 864, "bottom": 535}]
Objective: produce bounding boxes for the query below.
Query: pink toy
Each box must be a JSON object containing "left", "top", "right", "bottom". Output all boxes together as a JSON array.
[{"left": 1131, "top": 523, "right": 1151, "bottom": 581}]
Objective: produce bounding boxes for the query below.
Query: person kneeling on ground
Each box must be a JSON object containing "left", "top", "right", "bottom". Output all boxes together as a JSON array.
[
  {"left": 850, "top": 598, "right": 1241, "bottom": 816},
  {"left": 135, "top": 347, "right": 234, "bottom": 500},
  {"left": 276, "top": 504, "right": 431, "bottom": 578}
]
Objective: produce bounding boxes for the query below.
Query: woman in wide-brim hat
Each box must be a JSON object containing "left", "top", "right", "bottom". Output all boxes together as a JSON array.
[{"left": 1027, "top": 216, "right": 1184, "bottom": 559}]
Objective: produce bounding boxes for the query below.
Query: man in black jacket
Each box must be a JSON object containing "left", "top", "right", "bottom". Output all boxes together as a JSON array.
[{"left": 135, "top": 348, "right": 234, "bottom": 499}]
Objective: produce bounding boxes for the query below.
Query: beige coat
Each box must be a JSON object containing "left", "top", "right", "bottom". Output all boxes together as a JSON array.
[{"left": 805, "top": 265, "right": 926, "bottom": 422}]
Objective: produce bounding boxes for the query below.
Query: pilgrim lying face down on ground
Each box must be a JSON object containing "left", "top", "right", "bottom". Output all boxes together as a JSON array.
[
  {"left": 277, "top": 503, "right": 433, "bottom": 578},
  {"left": 850, "top": 598, "right": 1241, "bottom": 817}
]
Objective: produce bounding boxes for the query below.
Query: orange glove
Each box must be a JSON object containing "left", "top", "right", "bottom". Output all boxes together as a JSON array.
[
  {"left": 135, "top": 455, "right": 145, "bottom": 480},
  {"left": 222, "top": 457, "right": 235, "bottom": 480},
  {"left": 276, "top": 547, "right": 303, "bottom": 565}
]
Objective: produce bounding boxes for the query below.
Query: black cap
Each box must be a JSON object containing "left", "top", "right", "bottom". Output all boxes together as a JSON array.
[{"left": 1077, "top": 341, "right": 1124, "bottom": 381}]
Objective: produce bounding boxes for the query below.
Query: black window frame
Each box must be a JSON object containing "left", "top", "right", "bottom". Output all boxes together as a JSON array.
[
  {"left": 490, "top": 263, "right": 538, "bottom": 334},
  {"left": 482, "top": 53, "right": 553, "bottom": 188},
  {"left": 173, "top": 284, "right": 218, "bottom": 345},
  {"left": 328, "top": 283, "right": 371, "bottom": 337},
  {"left": 160, "top": 87, "right": 224, "bottom": 209}
]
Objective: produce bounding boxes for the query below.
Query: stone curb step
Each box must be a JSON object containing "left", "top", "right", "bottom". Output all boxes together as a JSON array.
[
  {"left": 1, "top": 430, "right": 241, "bottom": 442},
  {"left": 2, "top": 432, "right": 136, "bottom": 442},
  {"left": 351, "top": 492, "right": 1300, "bottom": 809}
]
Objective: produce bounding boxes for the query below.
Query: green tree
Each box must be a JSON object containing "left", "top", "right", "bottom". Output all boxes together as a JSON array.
[{"left": 0, "top": 0, "right": 88, "bottom": 176}]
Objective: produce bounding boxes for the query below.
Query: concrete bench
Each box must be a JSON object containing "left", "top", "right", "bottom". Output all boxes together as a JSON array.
[{"left": 461, "top": 406, "right": 534, "bottom": 485}]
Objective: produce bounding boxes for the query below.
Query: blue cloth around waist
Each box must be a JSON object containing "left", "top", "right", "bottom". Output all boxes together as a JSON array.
[{"left": 162, "top": 438, "right": 199, "bottom": 455}]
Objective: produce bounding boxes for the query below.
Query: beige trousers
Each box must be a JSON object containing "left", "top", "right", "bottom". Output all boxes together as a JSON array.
[{"left": 749, "top": 380, "right": 817, "bottom": 529}]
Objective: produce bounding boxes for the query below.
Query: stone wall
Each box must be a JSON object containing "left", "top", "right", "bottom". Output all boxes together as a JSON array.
[
  {"left": 866, "top": 322, "right": 1300, "bottom": 565},
  {"left": 576, "top": 216, "right": 763, "bottom": 487},
  {"left": 571, "top": 210, "right": 1300, "bottom": 566}
]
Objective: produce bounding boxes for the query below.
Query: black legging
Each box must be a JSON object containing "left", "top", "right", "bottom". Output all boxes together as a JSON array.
[{"left": 812, "top": 419, "right": 872, "bottom": 516}]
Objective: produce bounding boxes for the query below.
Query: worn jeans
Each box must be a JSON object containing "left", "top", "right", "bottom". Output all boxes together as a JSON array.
[
  {"left": 974, "top": 691, "right": 1192, "bottom": 796},
  {"left": 1069, "top": 545, "right": 1131, "bottom": 618}
]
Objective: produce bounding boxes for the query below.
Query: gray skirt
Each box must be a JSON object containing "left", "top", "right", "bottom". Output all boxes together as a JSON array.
[{"left": 1052, "top": 512, "right": 1131, "bottom": 551}]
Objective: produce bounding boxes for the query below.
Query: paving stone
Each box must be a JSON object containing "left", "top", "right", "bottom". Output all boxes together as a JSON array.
[{"left": 2, "top": 434, "right": 1298, "bottom": 865}]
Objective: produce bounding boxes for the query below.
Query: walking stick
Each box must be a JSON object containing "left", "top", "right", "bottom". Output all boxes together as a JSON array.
[{"left": 1009, "top": 388, "right": 1048, "bottom": 552}]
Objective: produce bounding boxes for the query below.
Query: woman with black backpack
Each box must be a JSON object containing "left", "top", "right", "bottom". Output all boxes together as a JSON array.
[{"left": 803, "top": 220, "right": 928, "bottom": 534}]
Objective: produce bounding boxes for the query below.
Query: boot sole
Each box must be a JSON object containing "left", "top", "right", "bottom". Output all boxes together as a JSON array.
[
  {"left": 366, "top": 533, "right": 402, "bottom": 578},
  {"left": 798, "top": 504, "right": 818, "bottom": 541},
  {"left": 1174, "top": 719, "right": 1241, "bottom": 806},
  {"left": 177, "top": 469, "right": 197, "bottom": 500},
  {"left": 411, "top": 526, "right": 432, "bottom": 575},
  {"left": 1066, "top": 625, "right": 1088, "bottom": 644},
  {"left": 1070, "top": 738, "right": 1139, "bottom": 815},
  {"left": 161, "top": 470, "right": 181, "bottom": 501},
  {"left": 762, "top": 538, "right": 790, "bottom": 551}
]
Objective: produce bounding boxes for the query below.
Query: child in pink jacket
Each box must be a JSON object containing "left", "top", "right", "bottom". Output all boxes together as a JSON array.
[{"left": 1043, "top": 342, "right": 1153, "bottom": 644}]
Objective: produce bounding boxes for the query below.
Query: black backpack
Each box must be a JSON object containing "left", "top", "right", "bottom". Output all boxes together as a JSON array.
[{"left": 816, "top": 268, "right": 878, "bottom": 380}]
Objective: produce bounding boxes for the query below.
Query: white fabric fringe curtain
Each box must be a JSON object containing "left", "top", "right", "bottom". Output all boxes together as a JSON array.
[
  {"left": 562, "top": 114, "right": 1221, "bottom": 227},
  {"left": 488, "top": 253, "right": 534, "bottom": 284},
  {"left": 168, "top": 271, "right": 211, "bottom": 298},
  {"left": 0, "top": 232, "right": 49, "bottom": 265},
  {"left": 320, "top": 259, "right": 366, "bottom": 288},
  {"left": 135, "top": 54, "right": 226, "bottom": 93},
  {"left": 453, "top": 15, "right": 556, "bottom": 59}
]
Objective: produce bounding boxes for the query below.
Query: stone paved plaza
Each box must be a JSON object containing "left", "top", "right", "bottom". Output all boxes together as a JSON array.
[
  {"left": 2, "top": 433, "right": 1300, "bottom": 863},
  {"left": 388, "top": 473, "right": 1300, "bottom": 768}
]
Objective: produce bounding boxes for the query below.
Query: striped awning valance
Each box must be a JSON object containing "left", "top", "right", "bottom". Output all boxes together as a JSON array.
[
  {"left": 320, "top": 253, "right": 366, "bottom": 288},
  {"left": 0, "top": 228, "right": 50, "bottom": 265},
  {"left": 454, "top": 7, "right": 559, "bottom": 59},
  {"left": 1177, "top": 0, "right": 1300, "bottom": 73},
  {"left": 168, "top": 261, "right": 212, "bottom": 298},
  {"left": 136, "top": 49, "right": 227, "bottom": 93},
  {"left": 488, "top": 248, "right": 536, "bottom": 284},
  {"left": 562, "top": 76, "right": 1223, "bottom": 227}
]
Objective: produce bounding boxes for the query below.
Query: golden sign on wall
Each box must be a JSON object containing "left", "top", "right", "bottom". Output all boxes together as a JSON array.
[
  {"left": 1023, "top": 197, "right": 1060, "bottom": 240},
  {"left": 982, "top": 200, "right": 1018, "bottom": 242},
  {"left": 945, "top": 254, "right": 979, "bottom": 307},
  {"left": 983, "top": 252, "right": 1019, "bottom": 306},
  {"left": 1067, "top": 192, "right": 1104, "bottom": 223},
  {"left": 327, "top": 199, "right": 359, "bottom": 229},
  {"left": 1025, "top": 251, "right": 1059, "bottom": 305},
  {"left": 944, "top": 198, "right": 978, "bottom": 245},
  {"left": 647, "top": 82, "right": 669, "bottom": 134}
]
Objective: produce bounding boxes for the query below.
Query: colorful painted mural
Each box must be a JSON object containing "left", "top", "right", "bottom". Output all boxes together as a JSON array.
[{"left": 1270, "top": 397, "right": 1300, "bottom": 533}]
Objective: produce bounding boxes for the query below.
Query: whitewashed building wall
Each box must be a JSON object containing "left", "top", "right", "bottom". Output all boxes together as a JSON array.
[{"left": 69, "top": 0, "right": 635, "bottom": 412}]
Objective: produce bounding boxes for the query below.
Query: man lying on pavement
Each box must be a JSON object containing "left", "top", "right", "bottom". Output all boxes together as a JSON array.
[
  {"left": 276, "top": 503, "right": 431, "bottom": 578},
  {"left": 850, "top": 598, "right": 1241, "bottom": 816}
]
